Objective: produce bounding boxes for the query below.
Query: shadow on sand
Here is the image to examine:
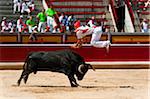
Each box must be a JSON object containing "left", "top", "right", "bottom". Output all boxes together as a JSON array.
[{"left": 12, "top": 84, "right": 134, "bottom": 89}]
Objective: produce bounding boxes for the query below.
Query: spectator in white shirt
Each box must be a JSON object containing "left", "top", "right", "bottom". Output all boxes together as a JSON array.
[
  {"left": 141, "top": 19, "right": 149, "bottom": 33},
  {"left": 13, "top": 0, "right": 21, "bottom": 14},
  {"left": 1, "top": 17, "right": 8, "bottom": 32},
  {"left": 21, "top": 1, "right": 31, "bottom": 15},
  {"left": 8, "top": 21, "right": 12, "bottom": 31},
  {"left": 17, "top": 15, "right": 24, "bottom": 32},
  {"left": 87, "top": 16, "right": 96, "bottom": 27},
  {"left": 27, "top": 1, "right": 35, "bottom": 12}
]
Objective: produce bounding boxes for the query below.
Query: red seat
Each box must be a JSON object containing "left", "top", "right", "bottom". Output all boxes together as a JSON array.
[
  {"left": 63, "top": 12, "right": 106, "bottom": 15},
  {"left": 53, "top": 5, "right": 105, "bottom": 9},
  {"left": 50, "top": 0, "right": 103, "bottom": 2}
]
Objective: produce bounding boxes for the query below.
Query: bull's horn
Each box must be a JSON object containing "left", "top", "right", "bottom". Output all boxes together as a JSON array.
[
  {"left": 88, "top": 64, "right": 95, "bottom": 71},
  {"left": 78, "top": 64, "right": 84, "bottom": 74}
]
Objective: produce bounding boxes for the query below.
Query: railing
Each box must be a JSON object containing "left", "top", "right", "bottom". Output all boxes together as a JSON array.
[
  {"left": 49, "top": 0, "right": 103, "bottom": 2},
  {"left": 0, "top": 32, "right": 149, "bottom": 44},
  {"left": 127, "top": 0, "right": 142, "bottom": 32},
  {"left": 109, "top": 0, "right": 118, "bottom": 24},
  {"left": 124, "top": 0, "right": 135, "bottom": 25}
]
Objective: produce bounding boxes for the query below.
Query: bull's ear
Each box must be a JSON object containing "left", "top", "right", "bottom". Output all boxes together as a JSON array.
[{"left": 87, "top": 64, "right": 95, "bottom": 71}]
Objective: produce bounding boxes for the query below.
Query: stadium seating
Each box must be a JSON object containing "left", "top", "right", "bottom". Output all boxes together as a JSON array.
[
  {"left": 137, "top": 0, "right": 150, "bottom": 18},
  {"left": 116, "top": 0, "right": 150, "bottom": 32},
  {"left": 0, "top": 0, "right": 149, "bottom": 44},
  {"left": 46, "top": 0, "right": 114, "bottom": 31},
  {"left": 0, "top": 0, "right": 43, "bottom": 21},
  {"left": 134, "top": 0, "right": 150, "bottom": 29}
]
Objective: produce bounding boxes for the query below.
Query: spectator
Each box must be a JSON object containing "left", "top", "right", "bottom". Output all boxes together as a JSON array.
[
  {"left": 26, "top": 16, "right": 36, "bottom": 33},
  {"left": 144, "top": 0, "right": 150, "bottom": 10},
  {"left": 68, "top": 14, "right": 76, "bottom": 32},
  {"left": 13, "top": 0, "right": 21, "bottom": 14},
  {"left": 27, "top": 1, "right": 35, "bottom": 12},
  {"left": 17, "top": 15, "right": 25, "bottom": 33},
  {"left": 45, "top": 5, "right": 57, "bottom": 32},
  {"left": 59, "top": 12, "right": 64, "bottom": 23},
  {"left": 87, "top": 16, "right": 96, "bottom": 27},
  {"left": 21, "top": 1, "right": 31, "bottom": 15},
  {"left": 37, "top": 9, "right": 46, "bottom": 32},
  {"left": 26, "top": 14, "right": 38, "bottom": 41},
  {"left": 52, "top": 19, "right": 59, "bottom": 33},
  {"left": 9, "top": 20, "right": 16, "bottom": 33},
  {"left": 1, "top": 17, "right": 8, "bottom": 32},
  {"left": 141, "top": 19, "right": 149, "bottom": 33},
  {"left": 8, "top": 21, "right": 13, "bottom": 32},
  {"left": 101, "top": 14, "right": 107, "bottom": 32},
  {"left": 29, "top": 26, "right": 38, "bottom": 41},
  {"left": 145, "top": 0, "right": 150, "bottom": 8},
  {"left": 59, "top": 12, "right": 68, "bottom": 32}
]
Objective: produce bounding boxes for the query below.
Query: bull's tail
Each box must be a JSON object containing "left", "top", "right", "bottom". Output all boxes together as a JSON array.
[{"left": 23, "top": 52, "right": 33, "bottom": 70}]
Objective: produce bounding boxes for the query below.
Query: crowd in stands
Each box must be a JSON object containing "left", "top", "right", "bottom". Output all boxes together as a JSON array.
[
  {"left": 0, "top": 12, "right": 75, "bottom": 34},
  {"left": 130, "top": 0, "right": 149, "bottom": 33},
  {"left": 1, "top": 3, "right": 109, "bottom": 34},
  {"left": 1, "top": 0, "right": 149, "bottom": 36},
  {"left": 131, "top": 0, "right": 150, "bottom": 11},
  {"left": 13, "top": 0, "right": 35, "bottom": 15},
  {"left": 0, "top": 14, "right": 108, "bottom": 33}
]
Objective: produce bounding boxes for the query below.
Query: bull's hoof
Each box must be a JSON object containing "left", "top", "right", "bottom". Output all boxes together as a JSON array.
[
  {"left": 71, "top": 84, "right": 79, "bottom": 87},
  {"left": 71, "top": 85, "right": 78, "bottom": 87},
  {"left": 17, "top": 81, "right": 20, "bottom": 86}
]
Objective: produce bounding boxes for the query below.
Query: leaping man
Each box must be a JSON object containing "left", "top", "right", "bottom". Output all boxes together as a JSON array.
[{"left": 71, "top": 21, "right": 111, "bottom": 53}]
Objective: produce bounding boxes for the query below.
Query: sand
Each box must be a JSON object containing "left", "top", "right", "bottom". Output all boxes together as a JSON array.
[{"left": 0, "top": 69, "right": 149, "bottom": 99}]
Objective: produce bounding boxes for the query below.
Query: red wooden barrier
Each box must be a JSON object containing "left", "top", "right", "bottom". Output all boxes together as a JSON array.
[{"left": 0, "top": 44, "right": 149, "bottom": 62}]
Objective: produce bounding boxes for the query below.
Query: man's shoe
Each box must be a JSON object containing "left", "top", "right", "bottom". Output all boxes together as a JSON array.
[{"left": 106, "top": 41, "right": 111, "bottom": 53}]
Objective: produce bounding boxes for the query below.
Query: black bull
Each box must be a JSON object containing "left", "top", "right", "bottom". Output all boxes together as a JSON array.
[{"left": 17, "top": 49, "right": 95, "bottom": 87}]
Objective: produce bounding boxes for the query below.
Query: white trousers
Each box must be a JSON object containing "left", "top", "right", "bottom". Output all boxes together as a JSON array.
[
  {"left": 28, "top": 26, "right": 37, "bottom": 33},
  {"left": 47, "top": 16, "right": 54, "bottom": 32},
  {"left": 1, "top": 26, "right": 8, "bottom": 32},
  {"left": 38, "top": 22, "right": 46, "bottom": 32},
  {"left": 21, "top": 8, "right": 30, "bottom": 14},
  {"left": 17, "top": 25, "right": 22, "bottom": 32},
  {"left": 90, "top": 27, "right": 109, "bottom": 48},
  {"left": 13, "top": 3, "right": 21, "bottom": 13}
]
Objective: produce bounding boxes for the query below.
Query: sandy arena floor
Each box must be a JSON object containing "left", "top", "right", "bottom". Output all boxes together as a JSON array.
[{"left": 0, "top": 69, "right": 150, "bottom": 99}]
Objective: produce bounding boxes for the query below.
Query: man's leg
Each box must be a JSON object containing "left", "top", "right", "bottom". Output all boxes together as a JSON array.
[
  {"left": 13, "top": 3, "right": 17, "bottom": 14},
  {"left": 17, "top": 3, "right": 21, "bottom": 13},
  {"left": 71, "top": 39, "right": 83, "bottom": 48},
  {"left": 49, "top": 17, "right": 54, "bottom": 32},
  {"left": 28, "top": 26, "right": 33, "bottom": 33},
  {"left": 41, "top": 22, "right": 46, "bottom": 33},
  {"left": 91, "top": 40, "right": 110, "bottom": 53},
  {"left": 47, "top": 16, "right": 51, "bottom": 32},
  {"left": 91, "top": 32, "right": 110, "bottom": 53},
  {"left": 72, "top": 30, "right": 84, "bottom": 48},
  {"left": 38, "top": 22, "right": 42, "bottom": 32}
]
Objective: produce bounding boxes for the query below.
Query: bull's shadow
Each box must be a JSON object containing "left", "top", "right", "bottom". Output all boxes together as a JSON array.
[
  {"left": 14, "top": 85, "right": 133, "bottom": 89},
  {"left": 27, "top": 85, "right": 73, "bottom": 88},
  {"left": 13, "top": 84, "right": 98, "bottom": 88},
  {"left": 28, "top": 85, "right": 99, "bottom": 88}
]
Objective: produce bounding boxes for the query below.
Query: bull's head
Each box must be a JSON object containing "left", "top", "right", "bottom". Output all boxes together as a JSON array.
[{"left": 76, "top": 63, "right": 95, "bottom": 80}]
